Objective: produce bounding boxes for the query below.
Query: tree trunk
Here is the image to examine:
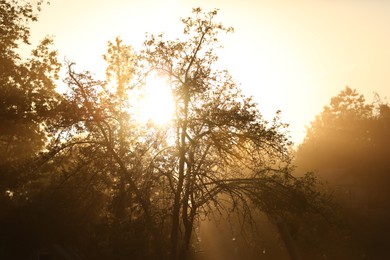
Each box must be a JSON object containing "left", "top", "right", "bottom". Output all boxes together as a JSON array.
[
  {"left": 171, "top": 85, "right": 190, "bottom": 260},
  {"left": 277, "top": 218, "right": 302, "bottom": 260}
]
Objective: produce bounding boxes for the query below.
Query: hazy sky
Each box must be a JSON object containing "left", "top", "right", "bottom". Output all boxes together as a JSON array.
[{"left": 29, "top": 0, "right": 390, "bottom": 145}]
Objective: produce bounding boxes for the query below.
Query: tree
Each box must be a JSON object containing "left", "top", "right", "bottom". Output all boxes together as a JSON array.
[
  {"left": 0, "top": 0, "right": 60, "bottom": 164},
  {"left": 295, "top": 86, "right": 390, "bottom": 259},
  {"left": 57, "top": 8, "right": 334, "bottom": 260},
  {"left": 138, "top": 8, "right": 333, "bottom": 259},
  {"left": 296, "top": 86, "right": 390, "bottom": 191},
  {"left": 296, "top": 87, "right": 373, "bottom": 182},
  {"left": 0, "top": 1, "right": 71, "bottom": 258},
  {"left": 7, "top": 7, "right": 336, "bottom": 260},
  {"left": 140, "top": 8, "right": 288, "bottom": 259},
  {"left": 0, "top": 0, "right": 61, "bottom": 202},
  {"left": 57, "top": 51, "right": 161, "bottom": 258}
]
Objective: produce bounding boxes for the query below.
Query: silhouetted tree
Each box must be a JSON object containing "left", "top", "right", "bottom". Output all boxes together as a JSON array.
[
  {"left": 45, "top": 8, "right": 336, "bottom": 260},
  {"left": 140, "top": 8, "right": 334, "bottom": 260},
  {"left": 0, "top": 0, "right": 68, "bottom": 258},
  {"left": 0, "top": 0, "right": 60, "bottom": 164},
  {"left": 54, "top": 52, "right": 162, "bottom": 258},
  {"left": 0, "top": 3, "right": 336, "bottom": 259},
  {"left": 296, "top": 86, "right": 390, "bottom": 259}
]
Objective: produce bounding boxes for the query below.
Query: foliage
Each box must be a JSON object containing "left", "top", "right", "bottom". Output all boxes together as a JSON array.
[
  {"left": 0, "top": 3, "right": 336, "bottom": 259},
  {"left": 62, "top": 8, "right": 333, "bottom": 259},
  {"left": 141, "top": 8, "right": 296, "bottom": 259},
  {"left": 0, "top": 0, "right": 67, "bottom": 258},
  {"left": 296, "top": 86, "right": 390, "bottom": 259},
  {"left": 297, "top": 86, "right": 390, "bottom": 193},
  {"left": 0, "top": 0, "right": 60, "bottom": 164},
  {"left": 0, "top": 0, "right": 60, "bottom": 194}
]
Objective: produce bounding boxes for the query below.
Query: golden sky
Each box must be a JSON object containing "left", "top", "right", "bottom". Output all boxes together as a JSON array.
[{"left": 29, "top": 0, "right": 390, "bottom": 145}]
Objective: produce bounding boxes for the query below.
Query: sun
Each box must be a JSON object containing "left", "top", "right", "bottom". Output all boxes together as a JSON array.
[{"left": 136, "top": 73, "right": 175, "bottom": 125}]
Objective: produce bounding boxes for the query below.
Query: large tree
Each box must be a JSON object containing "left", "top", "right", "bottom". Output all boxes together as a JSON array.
[
  {"left": 60, "top": 8, "right": 333, "bottom": 259},
  {"left": 1, "top": 5, "right": 335, "bottom": 259},
  {"left": 141, "top": 8, "right": 307, "bottom": 259},
  {"left": 0, "top": 0, "right": 61, "bottom": 201},
  {"left": 0, "top": 1, "right": 69, "bottom": 258},
  {"left": 0, "top": 0, "right": 60, "bottom": 164}
]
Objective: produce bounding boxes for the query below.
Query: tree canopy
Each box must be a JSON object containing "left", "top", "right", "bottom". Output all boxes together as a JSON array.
[
  {"left": 1, "top": 3, "right": 336, "bottom": 259},
  {"left": 0, "top": 0, "right": 60, "bottom": 164}
]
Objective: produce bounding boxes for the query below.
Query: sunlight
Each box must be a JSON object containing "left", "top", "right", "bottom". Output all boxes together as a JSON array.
[{"left": 136, "top": 73, "right": 175, "bottom": 125}]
